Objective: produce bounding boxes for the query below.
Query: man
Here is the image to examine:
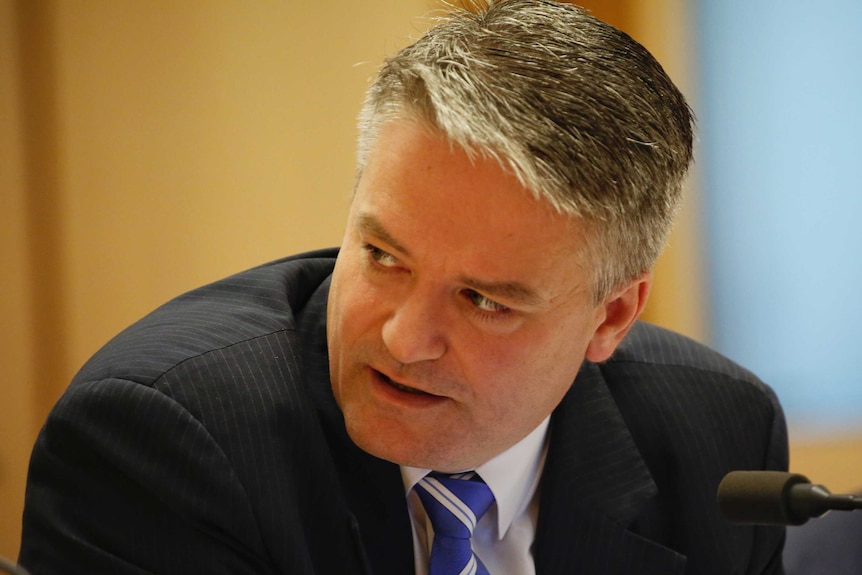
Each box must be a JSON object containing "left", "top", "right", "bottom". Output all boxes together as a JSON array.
[{"left": 19, "top": 1, "right": 787, "bottom": 574}]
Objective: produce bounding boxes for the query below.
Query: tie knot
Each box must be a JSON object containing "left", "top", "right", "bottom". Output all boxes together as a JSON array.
[{"left": 415, "top": 471, "right": 495, "bottom": 539}]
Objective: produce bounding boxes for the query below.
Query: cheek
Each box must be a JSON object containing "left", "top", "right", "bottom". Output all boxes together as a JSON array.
[
  {"left": 329, "top": 256, "right": 372, "bottom": 354},
  {"left": 468, "top": 321, "right": 589, "bottom": 405},
  {"left": 330, "top": 267, "right": 397, "bottom": 362},
  {"left": 495, "top": 318, "right": 590, "bottom": 370}
]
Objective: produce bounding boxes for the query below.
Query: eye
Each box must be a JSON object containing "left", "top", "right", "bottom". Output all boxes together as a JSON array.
[
  {"left": 464, "top": 289, "right": 511, "bottom": 314},
  {"left": 363, "top": 243, "right": 399, "bottom": 268}
]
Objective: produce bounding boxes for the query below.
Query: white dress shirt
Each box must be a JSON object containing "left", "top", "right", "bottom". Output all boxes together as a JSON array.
[{"left": 401, "top": 417, "right": 550, "bottom": 575}]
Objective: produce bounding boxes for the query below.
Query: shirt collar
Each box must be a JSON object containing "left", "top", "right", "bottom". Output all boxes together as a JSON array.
[{"left": 401, "top": 416, "right": 550, "bottom": 539}]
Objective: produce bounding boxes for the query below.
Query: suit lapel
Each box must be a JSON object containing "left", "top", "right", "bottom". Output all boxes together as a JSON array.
[
  {"left": 297, "top": 276, "right": 415, "bottom": 575},
  {"left": 534, "top": 361, "right": 686, "bottom": 575}
]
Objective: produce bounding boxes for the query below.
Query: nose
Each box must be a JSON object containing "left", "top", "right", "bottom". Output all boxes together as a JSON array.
[{"left": 381, "top": 289, "right": 447, "bottom": 364}]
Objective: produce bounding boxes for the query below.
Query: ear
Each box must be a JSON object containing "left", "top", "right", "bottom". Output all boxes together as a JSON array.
[{"left": 585, "top": 272, "right": 652, "bottom": 363}]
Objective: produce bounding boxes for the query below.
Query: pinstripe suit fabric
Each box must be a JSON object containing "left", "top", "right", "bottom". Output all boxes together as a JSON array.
[{"left": 19, "top": 249, "right": 787, "bottom": 574}]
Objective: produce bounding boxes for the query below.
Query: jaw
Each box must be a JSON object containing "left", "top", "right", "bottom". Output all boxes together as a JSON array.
[{"left": 337, "top": 372, "right": 509, "bottom": 471}]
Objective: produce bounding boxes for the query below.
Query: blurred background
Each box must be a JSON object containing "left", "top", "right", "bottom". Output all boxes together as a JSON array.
[{"left": 2, "top": 0, "right": 860, "bottom": 560}]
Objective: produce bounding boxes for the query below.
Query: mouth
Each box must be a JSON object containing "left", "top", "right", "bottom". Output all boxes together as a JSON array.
[{"left": 376, "top": 370, "right": 439, "bottom": 397}]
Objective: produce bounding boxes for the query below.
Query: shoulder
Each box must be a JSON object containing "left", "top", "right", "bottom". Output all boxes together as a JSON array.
[
  {"left": 44, "top": 248, "right": 341, "bottom": 515},
  {"left": 25, "top": 250, "right": 345, "bottom": 573},
  {"left": 75, "top": 248, "right": 338, "bottom": 388},
  {"left": 598, "top": 320, "right": 786, "bottom": 469},
  {"left": 609, "top": 321, "right": 759, "bottom": 383},
  {"left": 602, "top": 321, "right": 776, "bottom": 408}
]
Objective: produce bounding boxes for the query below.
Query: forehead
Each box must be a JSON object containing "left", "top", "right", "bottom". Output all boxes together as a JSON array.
[{"left": 352, "top": 121, "right": 595, "bottom": 302}]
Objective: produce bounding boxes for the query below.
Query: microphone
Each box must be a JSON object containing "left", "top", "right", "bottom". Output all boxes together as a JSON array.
[{"left": 717, "top": 470, "right": 862, "bottom": 525}]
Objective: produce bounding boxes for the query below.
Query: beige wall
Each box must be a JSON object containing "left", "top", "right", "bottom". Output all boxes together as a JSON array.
[{"left": 1, "top": 0, "right": 37, "bottom": 562}]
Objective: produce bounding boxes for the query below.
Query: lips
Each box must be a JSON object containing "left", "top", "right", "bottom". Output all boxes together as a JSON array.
[{"left": 377, "top": 370, "right": 436, "bottom": 396}]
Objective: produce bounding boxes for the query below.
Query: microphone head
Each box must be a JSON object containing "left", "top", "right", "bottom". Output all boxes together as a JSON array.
[{"left": 717, "top": 470, "right": 812, "bottom": 525}]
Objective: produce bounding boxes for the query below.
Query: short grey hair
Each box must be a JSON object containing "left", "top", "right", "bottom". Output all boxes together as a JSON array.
[{"left": 356, "top": 0, "right": 694, "bottom": 302}]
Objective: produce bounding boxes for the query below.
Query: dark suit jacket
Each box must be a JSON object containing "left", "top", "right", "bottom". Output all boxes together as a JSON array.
[{"left": 19, "top": 249, "right": 787, "bottom": 575}]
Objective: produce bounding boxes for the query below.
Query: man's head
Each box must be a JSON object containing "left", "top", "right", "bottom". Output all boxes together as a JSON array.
[
  {"left": 357, "top": 0, "right": 693, "bottom": 301},
  {"left": 327, "top": 0, "right": 694, "bottom": 472}
]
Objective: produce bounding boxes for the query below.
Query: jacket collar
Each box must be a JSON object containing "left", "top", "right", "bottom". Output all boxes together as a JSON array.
[{"left": 533, "top": 360, "right": 685, "bottom": 575}]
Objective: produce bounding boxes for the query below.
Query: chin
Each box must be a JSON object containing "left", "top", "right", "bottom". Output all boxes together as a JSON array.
[
  {"left": 345, "top": 421, "right": 418, "bottom": 465},
  {"left": 368, "top": 442, "right": 480, "bottom": 473},
  {"left": 344, "top": 420, "right": 457, "bottom": 469}
]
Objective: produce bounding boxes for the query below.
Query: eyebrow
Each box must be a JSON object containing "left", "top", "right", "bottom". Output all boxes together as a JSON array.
[
  {"left": 461, "top": 276, "right": 546, "bottom": 307},
  {"left": 357, "top": 212, "right": 411, "bottom": 257},
  {"left": 356, "top": 211, "right": 545, "bottom": 308}
]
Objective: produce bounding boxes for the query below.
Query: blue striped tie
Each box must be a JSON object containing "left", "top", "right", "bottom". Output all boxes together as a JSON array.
[{"left": 415, "top": 471, "right": 495, "bottom": 575}]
